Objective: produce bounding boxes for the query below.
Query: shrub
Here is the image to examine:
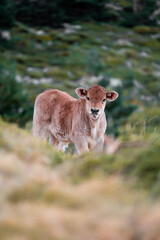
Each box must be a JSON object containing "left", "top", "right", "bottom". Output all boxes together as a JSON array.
[
  {"left": 15, "top": 0, "right": 107, "bottom": 28},
  {"left": 99, "top": 71, "right": 137, "bottom": 136},
  {"left": 0, "top": 62, "right": 33, "bottom": 127},
  {"left": 128, "top": 107, "right": 160, "bottom": 133},
  {"left": 120, "top": 0, "right": 157, "bottom": 27},
  {"left": 0, "top": 0, "right": 15, "bottom": 28},
  {"left": 134, "top": 25, "right": 153, "bottom": 34},
  {"left": 86, "top": 49, "right": 105, "bottom": 76}
]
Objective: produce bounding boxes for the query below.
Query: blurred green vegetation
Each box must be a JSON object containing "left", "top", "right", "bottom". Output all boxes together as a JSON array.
[
  {"left": 0, "top": 61, "right": 33, "bottom": 126},
  {"left": 1, "top": 20, "right": 160, "bottom": 134},
  {"left": 0, "top": 0, "right": 159, "bottom": 28}
]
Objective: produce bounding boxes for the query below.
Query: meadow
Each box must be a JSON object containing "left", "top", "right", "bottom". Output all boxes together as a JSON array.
[{"left": 0, "top": 6, "right": 160, "bottom": 239}]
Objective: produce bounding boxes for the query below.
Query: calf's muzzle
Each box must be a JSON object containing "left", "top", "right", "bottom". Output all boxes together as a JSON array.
[{"left": 91, "top": 108, "right": 99, "bottom": 114}]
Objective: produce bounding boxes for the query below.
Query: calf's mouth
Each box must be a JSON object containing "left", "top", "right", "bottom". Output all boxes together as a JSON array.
[{"left": 90, "top": 113, "right": 100, "bottom": 120}]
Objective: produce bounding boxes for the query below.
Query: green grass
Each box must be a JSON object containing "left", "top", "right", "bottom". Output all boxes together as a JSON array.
[
  {"left": 1, "top": 20, "right": 160, "bottom": 240},
  {"left": 1, "top": 22, "right": 159, "bottom": 101}
]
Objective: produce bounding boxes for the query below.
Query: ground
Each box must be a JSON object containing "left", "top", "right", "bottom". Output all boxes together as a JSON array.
[
  {"left": 0, "top": 21, "right": 160, "bottom": 239},
  {"left": 0, "top": 112, "right": 160, "bottom": 239}
]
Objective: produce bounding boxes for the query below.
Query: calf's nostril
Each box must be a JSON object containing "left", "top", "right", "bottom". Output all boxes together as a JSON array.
[{"left": 91, "top": 108, "right": 99, "bottom": 114}]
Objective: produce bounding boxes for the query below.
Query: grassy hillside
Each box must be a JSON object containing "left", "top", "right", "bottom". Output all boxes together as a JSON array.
[
  {"left": 1, "top": 21, "right": 160, "bottom": 239},
  {"left": 0, "top": 110, "right": 160, "bottom": 239},
  {"left": 1, "top": 22, "right": 160, "bottom": 100},
  {"left": 1, "top": 22, "right": 160, "bottom": 134}
]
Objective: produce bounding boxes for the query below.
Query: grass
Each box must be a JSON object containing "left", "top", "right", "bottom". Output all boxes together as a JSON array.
[
  {"left": 0, "top": 21, "right": 160, "bottom": 239},
  {"left": 0, "top": 114, "right": 160, "bottom": 239},
  {"left": 1, "top": 22, "right": 160, "bottom": 100}
]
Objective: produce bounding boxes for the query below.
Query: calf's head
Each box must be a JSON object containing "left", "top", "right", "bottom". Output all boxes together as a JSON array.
[{"left": 76, "top": 85, "right": 118, "bottom": 120}]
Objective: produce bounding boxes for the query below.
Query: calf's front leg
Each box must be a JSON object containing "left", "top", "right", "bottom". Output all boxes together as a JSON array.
[
  {"left": 74, "top": 134, "right": 89, "bottom": 154},
  {"left": 93, "top": 134, "right": 104, "bottom": 153}
]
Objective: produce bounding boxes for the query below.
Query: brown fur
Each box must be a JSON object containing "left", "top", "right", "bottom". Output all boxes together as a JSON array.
[{"left": 33, "top": 86, "right": 118, "bottom": 154}]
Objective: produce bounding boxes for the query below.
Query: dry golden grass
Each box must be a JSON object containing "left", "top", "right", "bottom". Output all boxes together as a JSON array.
[{"left": 0, "top": 120, "right": 160, "bottom": 240}]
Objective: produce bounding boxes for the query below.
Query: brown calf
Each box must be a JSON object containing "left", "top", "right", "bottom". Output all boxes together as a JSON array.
[{"left": 33, "top": 85, "right": 118, "bottom": 154}]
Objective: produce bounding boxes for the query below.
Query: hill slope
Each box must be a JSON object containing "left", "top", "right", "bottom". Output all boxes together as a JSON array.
[{"left": 0, "top": 119, "right": 160, "bottom": 239}]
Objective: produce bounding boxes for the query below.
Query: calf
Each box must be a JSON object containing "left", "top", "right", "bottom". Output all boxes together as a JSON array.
[{"left": 33, "top": 85, "right": 118, "bottom": 154}]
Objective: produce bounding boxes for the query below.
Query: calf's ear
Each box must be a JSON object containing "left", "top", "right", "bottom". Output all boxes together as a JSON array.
[
  {"left": 75, "top": 88, "right": 87, "bottom": 98},
  {"left": 106, "top": 91, "right": 119, "bottom": 102}
]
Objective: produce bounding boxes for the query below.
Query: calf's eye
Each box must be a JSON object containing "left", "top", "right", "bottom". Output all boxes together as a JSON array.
[
  {"left": 86, "top": 97, "right": 90, "bottom": 101},
  {"left": 102, "top": 99, "right": 106, "bottom": 103}
]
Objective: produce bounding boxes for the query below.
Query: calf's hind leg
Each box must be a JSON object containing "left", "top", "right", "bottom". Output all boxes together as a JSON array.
[
  {"left": 49, "top": 133, "right": 60, "bottom": 149},
  {"left": 33, "top": 120, "right": 49, "bottom": 141}
]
